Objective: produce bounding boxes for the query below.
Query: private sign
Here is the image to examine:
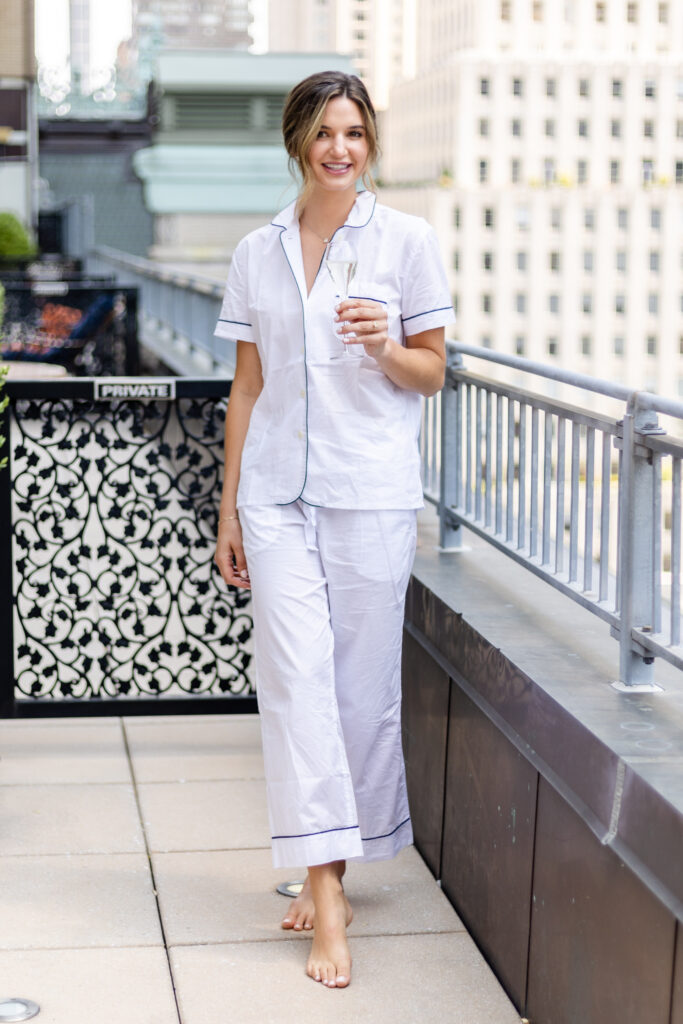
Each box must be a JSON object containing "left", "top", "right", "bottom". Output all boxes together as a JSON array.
[{"left": 94, "top": 381, "right": 176, "bottom": 400}]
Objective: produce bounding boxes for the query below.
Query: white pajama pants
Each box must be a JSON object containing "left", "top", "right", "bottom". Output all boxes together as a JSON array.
[{"left": 239, "top": 500, "right": 417, "bottom": 869}]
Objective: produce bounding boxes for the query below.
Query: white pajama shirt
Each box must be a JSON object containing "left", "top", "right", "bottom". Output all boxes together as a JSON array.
[{"left": 215, "top": 190, "right": 455, "bottom": 868}]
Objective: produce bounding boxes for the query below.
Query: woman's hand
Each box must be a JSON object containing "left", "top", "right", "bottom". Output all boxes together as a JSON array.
[
  {"left": 335, "top": 299, "right": 388, "bottom": 357},
  {"left": 214, "top": 519, "right": 251, "bottom": 590}
]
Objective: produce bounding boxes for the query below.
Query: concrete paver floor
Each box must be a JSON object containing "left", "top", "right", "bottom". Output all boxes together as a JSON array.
[{"left": 0, "top": 714, "right": 522, "bottom": 1024}]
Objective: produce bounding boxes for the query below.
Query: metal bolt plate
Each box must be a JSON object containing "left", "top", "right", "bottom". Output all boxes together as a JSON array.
[{"left": 0, "top": 999, "right": 40, "bottom": 1022}]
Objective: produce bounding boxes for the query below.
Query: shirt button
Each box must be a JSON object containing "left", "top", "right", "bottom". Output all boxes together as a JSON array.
[
  {"left": 297, "top": 430, "right": 304, "bottom": 439},
  {"left": 300, "top": 389, "right": 305, "bottom": 398}
]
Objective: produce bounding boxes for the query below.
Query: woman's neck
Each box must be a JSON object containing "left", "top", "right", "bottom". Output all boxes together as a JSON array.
[{"left": 299, "top": 189, "right": 359, "bottom": 237}]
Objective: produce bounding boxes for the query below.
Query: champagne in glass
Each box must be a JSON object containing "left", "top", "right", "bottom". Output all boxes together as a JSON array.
[{"left": 325, "top": 239, "right": 362, "bottom": 358}]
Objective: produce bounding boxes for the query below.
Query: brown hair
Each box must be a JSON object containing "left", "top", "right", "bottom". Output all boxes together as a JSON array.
[{"left": 282, "top": 71, "right": 379, "bottom": 211}]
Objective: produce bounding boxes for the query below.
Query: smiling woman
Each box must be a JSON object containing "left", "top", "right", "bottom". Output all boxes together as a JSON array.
[{"left": 213, "top": 70, "right": 455, "bottom": 993}]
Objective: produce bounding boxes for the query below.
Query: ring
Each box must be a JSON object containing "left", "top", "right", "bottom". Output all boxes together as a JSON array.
[{"left": 372, "top": 320, "right": 377, "bottom": 331}]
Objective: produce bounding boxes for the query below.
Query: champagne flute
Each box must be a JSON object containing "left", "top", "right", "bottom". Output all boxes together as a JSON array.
[{"left": 325, "top": 239, "right": 362, "bottom": 359}]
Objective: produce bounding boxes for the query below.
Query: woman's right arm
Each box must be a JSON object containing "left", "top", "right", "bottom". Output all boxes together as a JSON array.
[{"left": 214, "top": 340, "right": 263, "bottom": 589}]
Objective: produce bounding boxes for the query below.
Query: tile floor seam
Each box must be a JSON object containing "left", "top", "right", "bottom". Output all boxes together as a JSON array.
[
  {"left": 119, "top": 719, "right": 184, "bottom": 1024},
  {"left": 165, "top": 927, "right": 466, "bottom": 949},
  {"left": 0, "top": 942, "right": 168, "bottom": 953}
]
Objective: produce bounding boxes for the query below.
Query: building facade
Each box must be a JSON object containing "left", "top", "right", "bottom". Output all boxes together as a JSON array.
[
  {"left": 133, "top": 0, "right": 252, "bottom": 50},
  {"left": 0, "top": 0, "right": 37, "bottom": 229},
  {"left": 381, "top": 0, "right": 683, "bottom": 400}
]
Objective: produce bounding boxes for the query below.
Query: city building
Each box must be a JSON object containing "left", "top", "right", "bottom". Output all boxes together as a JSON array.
[
  {"left": 0, "top": 0, "right": 38, "bottom": 230},
  {"left": 133, "top": 0, "right": 252, "bottom": 50},
  {"left": 381, "top": 0, "right": 683, "bottom": 400},
  {"left": 267, "top": 0, "right": 417, "bottom": 110}
]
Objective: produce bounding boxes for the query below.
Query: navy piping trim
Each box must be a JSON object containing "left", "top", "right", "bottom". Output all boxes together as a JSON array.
[
  {"left": 218, "top": 318, "right": 252, "bottom": 327},
  {"left": 362, "top": 816, "right": 412, "bottom": 842},
  {"left": 349, "top": 294, "right": 387, "bottom": 305},
  {"left": 270, "top": 190, "right": 377, "bottom": 234},
  {"left": 401, "top": 306, "right": 453, "bottom": 323},
  {"left": 277, "top": 229, "right": 310, "bottom": 501},
  {"left": 272, "top": 824, "right": 360, "bottom": 841}
]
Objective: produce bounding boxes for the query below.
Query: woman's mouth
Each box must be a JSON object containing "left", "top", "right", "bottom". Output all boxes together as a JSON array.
[{"left": 323, "top": 162, "right": 352, "bottom": 175}]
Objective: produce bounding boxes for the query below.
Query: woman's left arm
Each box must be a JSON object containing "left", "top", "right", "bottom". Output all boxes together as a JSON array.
[{"left": 335, "top": 299, "right": 446, "bottom": 397}]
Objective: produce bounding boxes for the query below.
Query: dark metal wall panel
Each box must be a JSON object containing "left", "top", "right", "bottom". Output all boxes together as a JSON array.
[
  {"left": 527, "top": 777, "right": 676, "bottom": 1024},
  {"left": 672, "top": 921, "right": 683, "bottom": 1024},
  {"left": 401, "top": 629, "right": 450, "bottom": 878},
  {"left": 440, "top": 681, "right": 537, "bottom": 1011}
]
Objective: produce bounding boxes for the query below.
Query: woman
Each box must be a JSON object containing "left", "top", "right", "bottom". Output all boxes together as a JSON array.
[{"left": 214, "top": 71, "right": 454, "bottom": 989}]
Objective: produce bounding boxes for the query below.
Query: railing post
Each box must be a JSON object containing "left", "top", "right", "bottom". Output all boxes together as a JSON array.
[
  {"left": 614, "top": 395, "right": 663, "bottom": 691},
  {"left": 439, "top": 348, "right": 464, "bottom": 551}
]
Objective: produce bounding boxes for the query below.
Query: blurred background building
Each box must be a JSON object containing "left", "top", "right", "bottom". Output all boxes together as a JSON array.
[{"left": 0, "top": 0, "right": 38, "bottom": 228}]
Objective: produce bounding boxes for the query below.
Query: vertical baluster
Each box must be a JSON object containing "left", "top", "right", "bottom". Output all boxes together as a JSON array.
[
  {"left": 454, "top": 382, "right": 462, "bottom": 509},
  {"left": 584, "top": 427, "right": 595, "bottom": 593},
  {"left": 652, "top": 452, "right": 662, "bottom": 635},
  {"left": 507, "top": 398, "right": 515, "bottom": 542},
  {"left": 530, "top": 406, "right": 539, "bottom": 558},
  {"left": 518, "top": 403, "right": 527, "bottom": 551},
  {"left": 485, "top": 390, "right": 493, "bottom": 528},
  {"left": 475, "top": 387, "right": 483, "bottom": 521},
  {"left": 496, "top": 393, "right": 504, "bottom": 534},
  {"left": 599, "top": 432, "right": 611, "bottom": 604},
  {"left": 466, "top": 384, "right": 473, "bottom": 515},
  {"left": 555, "top": 417, "right": 566, "bottom": 574},
  {"left": 542, "top": 411, "right": 553, "bottom": 565},
  {"left": 671, "top": 458, "right": 681, "bottom": 646},
  {"left": 431, "top": 391, "right": 439, "bottom": 494},
  {"left": 569, "top": 422, "right": 580, "bottom": 582}
]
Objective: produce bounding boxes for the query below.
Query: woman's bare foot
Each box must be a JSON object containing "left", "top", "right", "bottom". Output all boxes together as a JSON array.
[
  {"left": 305, "top": 863, "right": 352, "bottom": 989},
  {"left": 281, "top": 861, "right": 350, "bottom": 932}
]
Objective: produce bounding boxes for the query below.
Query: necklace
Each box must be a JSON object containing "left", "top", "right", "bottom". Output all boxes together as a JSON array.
[{"left": 300, "top": 219, "right": 335, "bottom": 244}]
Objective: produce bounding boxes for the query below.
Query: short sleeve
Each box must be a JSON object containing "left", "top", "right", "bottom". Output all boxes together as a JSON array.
[
  {"left": 214, "top": 237, "right": 256, "bottom": 343},
  {"left": 400, "top": 222, "right": 456, "bottom": 337}
]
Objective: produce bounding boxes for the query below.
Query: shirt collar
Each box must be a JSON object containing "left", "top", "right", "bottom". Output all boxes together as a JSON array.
[{"left": 271, "top": 189, "right": 377, "bottom": 233}]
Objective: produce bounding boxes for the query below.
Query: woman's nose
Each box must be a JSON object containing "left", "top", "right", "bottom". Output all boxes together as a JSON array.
[{"left": 330, "top": 133, "right": 347, "bottom": 155}]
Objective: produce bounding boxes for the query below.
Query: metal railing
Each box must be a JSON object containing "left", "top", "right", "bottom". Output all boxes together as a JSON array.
[{"left": 421, "top": 342, "right": 683, "bottom": 690}]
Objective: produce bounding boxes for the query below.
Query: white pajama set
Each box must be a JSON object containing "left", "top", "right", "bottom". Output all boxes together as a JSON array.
[{"left": 214, "top": 190, "right": 455, "bottom": 869}]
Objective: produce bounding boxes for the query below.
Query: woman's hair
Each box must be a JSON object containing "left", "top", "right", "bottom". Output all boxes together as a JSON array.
[{"left": 282, "top": 71, "right": 379, "bottom": 210}]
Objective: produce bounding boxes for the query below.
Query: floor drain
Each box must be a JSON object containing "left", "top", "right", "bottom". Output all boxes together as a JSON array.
[
  {"left": 276, "top": 880, "right": 305, "bottom": 898},
  {"left": 0, "top": 1000, "right": 40, "bottom": 1022}
]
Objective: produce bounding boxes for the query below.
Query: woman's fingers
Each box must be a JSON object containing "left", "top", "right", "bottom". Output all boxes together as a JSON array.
[{"left": 214, "top": 527, "right": 251, "bottom": 589}]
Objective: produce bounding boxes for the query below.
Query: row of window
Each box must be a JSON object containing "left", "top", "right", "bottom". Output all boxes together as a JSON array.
[
  {"left": 458, "top": 250, "right": 668, "bottom": 273},
  {"left": 477, "top": 157, "right": 683, "bottom": 185},
  {"left": 476, "top": 293, "right": 666, "bottom": 315},
  {"left": 499, "top": 1, "right": 671, "bottom": 25},
  {"left": 480, "top": 76, "right": 675, "bottom": 101},
  {"left": 476, "top": 335, "right": 666, "bottom": 359},
  {"left": 479, "top": 117, "right": 683, "bottom": 139},
  {"left": 458, "top": 205, "right": 664, "bottom": 231}
]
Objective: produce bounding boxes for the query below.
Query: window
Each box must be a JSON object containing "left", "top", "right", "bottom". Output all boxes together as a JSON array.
[
  {"left": 577, "top": 159, "right": 588, "bottom": 184},
  {"left": 578, "top": 119, "right": 589, "bottom": 138},
  {"left": 516, "top": 250, "right": 528, "bottom": 271},
  {"left": 614, "top": 336, "right": 624, "bottom": 356},
  {"left": 643, "top": 159, "right": 655, "bottom": 184},
  {"left": 512, "top": 77, "right": 523, "bottom": 97},
  {"left": 677, "top": 120, "right": 683, "bottom": 139},
  {"left": 646, "top": 335, "right": 657, "bottom": 355},
  {"left": 610, "top": 160, "right": 621, "bottom": 184},
  {"left": 680, "top": 335, "right": 683, "bottom": 355},
  {"left": 579, "top": 78, "right": 590, "bottom": 98},
  {"left": 479, "top": 117, "right": 489, "bottom": 137},
  {"left": 546, "top": 78, "right": 556, "bottom": 98},
  {"left": 544, "top": 158, "right": 556, "bottom": 184},
  {"left": 617, "top": 207, "right": 628, "bottom": 230},
  {"left": 549, "top": 294, "right": 560, "bottom": 314},
  {"left": 484, "top": 207, "right": 495, "bottom": 228},
  {"left": 533, "top": 1, "right": 543, "bottom": 20},
  {"left": 627, "top": 2, "right": 637, "bottom": 22},
  {"left": 612, "top": 79, "right": 623, "bottom": 98},
  {"left": 516, "top": 293, "right": 527, "bottom": 314},
  {"left": 611, "top": 119, "right": 621, "bottom": 138},
  {"left": 480, "top": 77, "right": 490, "bottom": 96},
  {"left": 479, "top": 159, "right": 489, "bottom": 183},
  {"left": 648, "top": 293, "right": 659, "bottom": 315},
  {"left": 596, "top": 2, "right": 605, "bottom": 21},
  {"left": 584, "top": 208, "right": 595, "bottom": 230},
  {"left": 582, "top": 293, "right": 593, "bottom": 314},
  {"left": 547, "top": 336, "right": 558, "bottom": 356},
  {"left": 511, "top": 118, "right": 522, "bottom": 137},
  {"left": 643, "top": 120, "right": 654, "bottom": 138},
  {"left": 515, "top": 336, "right": 525, "bottom": 356},
  {"left": 581, "top": 335, "right": 591, "bottom": 356},
  {"left": 659, "top": 2, "right": 668, "bottom": 22},
  {"left": 511, "top": 158, "right": 522, "bottom": 183},
  {"left": 651, "top": 207, "right": 661, "bottom": 230},
  {"left": 645, "top": 80, "right": 656, "bottom": 99},
  {"left": 454, "top": 206, "right": 461, "bottom": 229},
  {"left": 677, "top": 79, "right": 683, "bottom": 101},
  {"left": 482, "top": 294, "right": 493, "bottom": 314},
  {"left": 545, "top": 118, "right": 555, "bottom": 137},
  {"left": 453, "top": 251, "right": 460, "bottom": 271},
  {"left": 483, "top": 252, "right": 494, "bottom": 271},
  {"left": 583, "top": 250, "right": 594, "bottom": 272},
  {"left": 616, "top": 250, "right": 627, "bottom": 272},
  {"left": 551, "top": 207, "right": 562, "bottom": 230},
  {"left": 480, "top": 336, "right": 492, "bottom": 349},
  {"left": 649, "top": 250, "right": 660, "bottom": 272},
  {"left": 550, "top": 252, "right": 561, "bottom": 272},
  {"left": 516, "top": 205, "right": 530, "bottom": 231},
  {"left": 615, "top": 294, "right": 626, "bottom": 314},
  {"left": 453, "top": 294, "right": 459, "bottom": 316},
  {"left": 676, "top": 160, "right": 683, "bottom": 184},
  {"left": 501, "top": 1, "right": 511, "bottom": 19}
]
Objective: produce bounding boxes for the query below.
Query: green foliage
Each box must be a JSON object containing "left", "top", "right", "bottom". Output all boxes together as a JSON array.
[
  {"left": 0, "top": 362, "right": 7, "bottom": 472},
  {"left": 0, "top": 212, "right": 36, "bottom": 258},
  {"left": 0, "top": 280, "right": 4, "bottom": 330}
]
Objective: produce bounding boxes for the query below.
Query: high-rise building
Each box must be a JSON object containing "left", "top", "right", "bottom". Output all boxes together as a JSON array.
[
  {"left": 0, "top": 0, "right": 37, "bottom": 227},
  {"left": 69, "top": 0, "right": 91, "bottom": 92},
  {"left": 267, "top": 0, "right": 416, "bottom": 110},
  {"left": 381, "top": 0, "right": 683, "bottom": 401},
  {"left": 133, "top": 0, "right": 252, "bottom": 50}
]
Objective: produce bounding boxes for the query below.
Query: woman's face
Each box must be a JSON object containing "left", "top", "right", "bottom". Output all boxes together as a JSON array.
[{"left": 306, "top": 95, "right": 370, "bottom": 198}]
